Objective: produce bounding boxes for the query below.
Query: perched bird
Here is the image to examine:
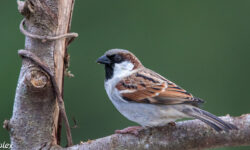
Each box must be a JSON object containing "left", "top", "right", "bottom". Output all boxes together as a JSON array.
[{"left": 97, "top": 49, "right": 237, "bottom": 135}]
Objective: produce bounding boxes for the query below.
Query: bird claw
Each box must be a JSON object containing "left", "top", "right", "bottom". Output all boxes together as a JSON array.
[
  {"left": 115, "top": 126, "right": 143, "bottom": 136},
  {"left": 168, "top": 121, "right": 176, "bottom": 126}
]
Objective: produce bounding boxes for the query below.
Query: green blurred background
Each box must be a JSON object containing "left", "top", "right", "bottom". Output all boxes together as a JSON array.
[{"left": 1, "top": 0, "right": 250, "bottom": 149}]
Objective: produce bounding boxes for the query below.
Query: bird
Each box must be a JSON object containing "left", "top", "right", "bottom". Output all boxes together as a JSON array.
[{"left": 97, "top": 48, "right": 237, "bottom": 135}]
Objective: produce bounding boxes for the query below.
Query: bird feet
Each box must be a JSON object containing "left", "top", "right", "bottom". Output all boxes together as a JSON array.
[
  {"left": 115, "top": 126, "right": 143, "bottom": 136},
  {"left": 168, "top": 121, "right": 176, "bottom": 126}
]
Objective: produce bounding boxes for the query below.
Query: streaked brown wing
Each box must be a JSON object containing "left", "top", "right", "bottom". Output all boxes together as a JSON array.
[{"left": 116, "top": 69, "right": 204, "bottom": 106}]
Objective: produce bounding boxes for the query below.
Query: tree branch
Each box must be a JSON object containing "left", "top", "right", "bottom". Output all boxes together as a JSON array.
[
  {"left": 5, "top": 0, "right": 76, "bottom": 149},
  {"left": 67, "top": 114, "right": 250, "bottom": 150},
  {"left": 17, "top": 49, "right": 74, "bottom": 146}
]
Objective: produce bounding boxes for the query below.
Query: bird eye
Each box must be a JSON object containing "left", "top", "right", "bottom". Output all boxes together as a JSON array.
[
  {"left": 108, "top": 54, "right": 122, "bottom": 63},
  {"left": 113, "top": 54, "right": 122, "bottom": 62}
]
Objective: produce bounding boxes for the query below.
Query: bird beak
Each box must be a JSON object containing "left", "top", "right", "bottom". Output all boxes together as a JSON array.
[{"left": 96, "top": 55, "right": 111, "bottom": 64}]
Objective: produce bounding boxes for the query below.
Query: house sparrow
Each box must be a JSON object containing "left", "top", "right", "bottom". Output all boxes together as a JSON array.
[{"left": 97, "top": 49, "right": 237, "bottom": 135}]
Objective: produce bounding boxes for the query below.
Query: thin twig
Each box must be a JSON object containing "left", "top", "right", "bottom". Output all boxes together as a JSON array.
[
  {"left": 19, "top": 19, "right": 78, "bottom": 41},
  {"left": 18, "top": 50, "right": 73, "bottom": 146},
  {"left": 57, "top": 113, "right": 62, "bottom": 145}
]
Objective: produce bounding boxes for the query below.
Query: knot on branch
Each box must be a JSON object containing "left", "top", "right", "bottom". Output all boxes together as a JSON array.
[
  {"left": 17, "top": 0, "right": 34, "bottom": 18},
  {"left": 3, "top": 120, "right": 11, "bottom": 131},
  {"left": 25, "top": 68, "right": 49, "bottom": 89}
]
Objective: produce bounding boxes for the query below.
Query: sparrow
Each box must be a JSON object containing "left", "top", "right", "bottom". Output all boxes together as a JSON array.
[{"left": 97, "top": 49, "right": 237, "bottom": 135}]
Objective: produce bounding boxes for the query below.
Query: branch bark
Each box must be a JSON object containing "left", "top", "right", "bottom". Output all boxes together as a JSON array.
[
  {"left": 67, "top": 114, "right": 250, "bottom": 150},
  {"left": 6, "top": 0, "right": 76, "bottom": 149}
]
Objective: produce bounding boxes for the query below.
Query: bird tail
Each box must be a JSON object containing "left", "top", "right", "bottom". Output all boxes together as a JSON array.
[{"left": 182, "top": 107, "right": 238, "bottom": 132}]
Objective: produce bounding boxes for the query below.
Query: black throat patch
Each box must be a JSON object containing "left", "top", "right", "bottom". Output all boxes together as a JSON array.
[{"left": 105, "top": 64, "right": 114, "bottom": 80}]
